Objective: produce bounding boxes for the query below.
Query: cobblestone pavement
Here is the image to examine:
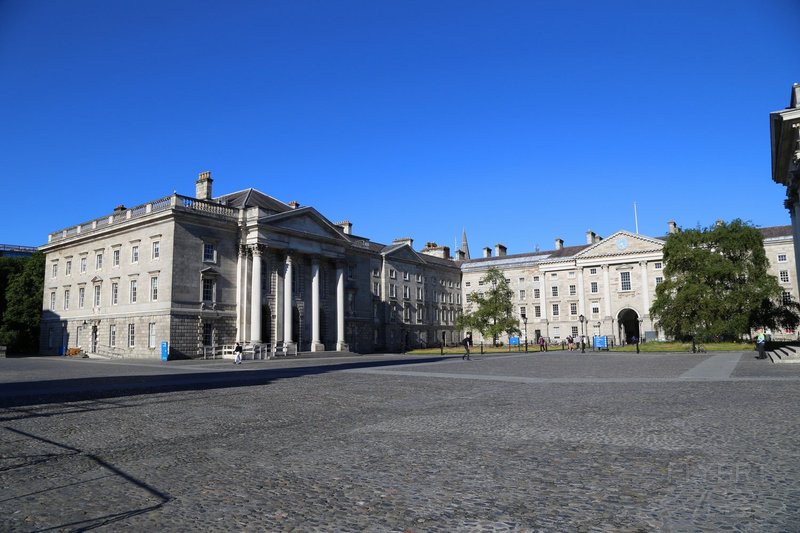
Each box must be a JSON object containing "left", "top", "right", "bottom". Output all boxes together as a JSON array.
[{"left": 1, "top": 352, "right": 799, "bottom": 532}]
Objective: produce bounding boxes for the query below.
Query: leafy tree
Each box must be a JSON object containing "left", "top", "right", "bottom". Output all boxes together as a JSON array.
[
  {"left": 650, "top": 219, "right": 798, "bottom": 341},
  {"left": 0, "top": 252, "right": 45, "bottom": 353},
  {"left": 456, "top": 267, "right": 520, "bottom": 345}
]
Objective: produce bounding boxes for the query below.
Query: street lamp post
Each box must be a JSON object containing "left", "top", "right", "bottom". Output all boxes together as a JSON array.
[
  {"left": 637, "top": 318, "right": 643, "bottom": 354},
  {"left": 522, "top": 313, "right": 528, "bottom": 352},
  {"left": 579, "top": 314, "right": 585, "bottom": 353}
]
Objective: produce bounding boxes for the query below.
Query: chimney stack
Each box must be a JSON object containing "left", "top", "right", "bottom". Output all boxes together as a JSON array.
[
  {"left": 554, "top": 238, "right": 564, "bottom": 250},
  {"left": 495, "top": 244, "right": 507, "bottom": 257},
  {"left": 393, "top": 237, "right": 414, "bottom": 247},
  {"left": 337, "top": 221, "right": 353, "bottom": 235},
  {"left": 586, "top": 230, "right": 596, "bottom": 245},
  {"left": 288, "top": 201, "right": 300, "bottom": 209},
  {"left": 196, "top": 171, "right": 213, "bottom": 200},
  {"left": 483, "top": 247, "right": 492, "bottom": 258},
  {"left": 668, "top": 220, "right": 679, "bottom": 234}
]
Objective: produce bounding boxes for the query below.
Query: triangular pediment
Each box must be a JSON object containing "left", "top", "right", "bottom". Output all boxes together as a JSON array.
[
  {"left": 383, "top": 244, "right": 424, "bottom": 264},
  {"left": 575, "top": 231, "right": 664, "bottom": 259},
  {"left": 262, "top": 207, "right": 350, "bottom": 242}
]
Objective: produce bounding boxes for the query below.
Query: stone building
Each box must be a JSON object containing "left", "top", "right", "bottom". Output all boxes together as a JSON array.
[
  {"left": 461, "top": 223, "right": 799, "bottom": 346},
  {"left": 39, "top": 172, "right": 463, "bottom": 358},
  {"left": 771, "top": 83, "right": 800, "bottom": 283}
]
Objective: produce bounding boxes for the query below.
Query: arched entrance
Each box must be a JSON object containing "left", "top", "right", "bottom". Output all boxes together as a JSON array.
[{"left": 617, "top": 308, "right": 641, "bottom": 345}]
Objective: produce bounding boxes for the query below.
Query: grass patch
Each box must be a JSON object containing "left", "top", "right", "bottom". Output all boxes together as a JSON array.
[{"left": 406, "top": 341, "right": 761, "bottom": 355}]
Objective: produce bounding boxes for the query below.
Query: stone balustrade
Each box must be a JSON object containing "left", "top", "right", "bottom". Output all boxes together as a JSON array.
[{"left": 47, "top": 194, "right": 238, "bottom": 244}]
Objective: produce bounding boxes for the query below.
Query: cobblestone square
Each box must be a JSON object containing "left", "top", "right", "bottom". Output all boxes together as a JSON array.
[{"left": 1, "top": 352, "right": 798, "bottom": 532}]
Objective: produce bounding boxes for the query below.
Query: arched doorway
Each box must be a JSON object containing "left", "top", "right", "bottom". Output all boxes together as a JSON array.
[{"left": 617, "top": 308, "right": 640, "bottom": 345}]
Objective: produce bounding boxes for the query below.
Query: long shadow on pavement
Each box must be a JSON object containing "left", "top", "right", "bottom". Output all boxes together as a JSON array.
[{"left": 0, "top": 356, "right": 450, "bottom": 409}]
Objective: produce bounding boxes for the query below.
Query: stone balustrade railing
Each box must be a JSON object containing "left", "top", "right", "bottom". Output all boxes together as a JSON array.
[{"left": 47, "top": 194, "right": 239, "bottom": 244}]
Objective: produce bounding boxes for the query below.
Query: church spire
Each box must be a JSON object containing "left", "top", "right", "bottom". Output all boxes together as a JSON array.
[{"left": 461, "top": 228, "right": 471, "bottom": 260}]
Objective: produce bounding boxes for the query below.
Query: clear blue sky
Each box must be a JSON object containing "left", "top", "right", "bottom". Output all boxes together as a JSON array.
[{"left": 1, "top": 0, "right": 798, "bottom": 253}]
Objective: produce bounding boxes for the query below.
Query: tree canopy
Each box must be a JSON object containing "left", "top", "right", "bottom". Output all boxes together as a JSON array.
[
  {"left": 456, "top": 267, "right": 520, "bottom": 345},
  {"left": 0, "top": 251, "right": 45, "bottom": 353},
  {"left": 650, "top": 219, "right": 798, "bottom": 340}
]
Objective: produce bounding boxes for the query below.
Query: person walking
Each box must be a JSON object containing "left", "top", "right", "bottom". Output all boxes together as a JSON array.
[
  {"left": 462, "top": 335, "right": 471, "bottom": 360},
  {"left": 755, "top": 330, "right": 767, "bottom": 360},
  {"left": 538, "top": 335, "right": 545, "bottom": 352},
  {"left": 234, "top": 342, "right": 243, "bottom": 364}
]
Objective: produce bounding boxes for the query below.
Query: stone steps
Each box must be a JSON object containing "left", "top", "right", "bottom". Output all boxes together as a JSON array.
[{"left": 768, "top": 344, "right": 800, "bottom": 364}]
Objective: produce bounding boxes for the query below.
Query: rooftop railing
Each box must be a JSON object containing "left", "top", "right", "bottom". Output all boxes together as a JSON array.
[{"left": 47, "top": 194, "right": 239, "bottom": 244}]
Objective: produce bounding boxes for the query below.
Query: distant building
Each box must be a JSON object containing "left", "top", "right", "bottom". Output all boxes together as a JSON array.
[
  {"left": 39, "top": 172, "right": 462, "bottom": 358},
  {"left": 0, "top": 244, "right": 37, "bottom": 258},
  {"left": 461, "top": 224, "right": 798, "bottom": 345}
]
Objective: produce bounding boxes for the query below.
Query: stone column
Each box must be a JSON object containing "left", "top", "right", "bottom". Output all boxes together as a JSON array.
[
  {"left": 311, "top": 259, "right": 324, "bottom": 352},
  {"left": 336, "top": 263, "right": 348, "bottom": 351},
  {"left": 602, "top": 265, "right": 612, "bottom": 319},
  {"left": 283, "top": 254, "right": 295, "bottom": 351},
  {"left": 235, "top": 245, "right": 246, "bottom": 342},
  {"left": 249, "top": 245, "right": 262, "bottom": 343},
  {"left": 577, "top": 267, "right": 586, "bottom": 316},
  {"left": 639, "top": 261, "right": 650, "bottom": 330}
]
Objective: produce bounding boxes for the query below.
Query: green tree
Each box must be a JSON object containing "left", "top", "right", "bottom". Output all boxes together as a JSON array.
[
  {"left": 456, "top": 267, "right": 520, "bottom": 345},
  {"left": 0, "top": 252, "right": 45, "bottom": 354},
  {"left": 650, "top": 219, "right": 798, "bottom": 341}
]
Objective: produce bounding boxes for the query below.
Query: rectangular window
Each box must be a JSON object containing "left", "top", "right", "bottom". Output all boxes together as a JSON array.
[
  {"left": 519, "top": 289, "right": 526, "bottom": 300},
  {"left": 130, "top": 280, "right": 137, "bottom": 303},
  {"left": 65, "top": 260, "right": 72, "bottom": 276},
  {"left": 550, "top": 273, "right": 558, "bottom": 279},
  {"left": 152, "top": 241, "right": 160, "bottom": 259},
  {"left": 551, "top": 286, "right": 559, "bottom": 297},
  {"left": 113, "top": 249, "right": 120, "bottom": 266},
  {"left": 620, "top": 271, "right": 632, "bottom": 291},
  {"left": 403, "top": 304, "right": 411, "bottom": 322},
  {"left": 403, "top": 271, "right": 410, "bottom": 281},
  {"left": 63, "top": 289, "right": 70, "bottom": 310},
  {"left": 534, "top": 288, "right": 540, "bottom": 299},
  {"left": 533, "top": 276, "right": 540, "bottom": 282},
  {"left": 777, "top": 254, "right": 787, "bottom": 263},
  {"left": 569, "top": 285, "right": 576, "bottom": 296},
  {"left": 373, "top": 281, "right": 380, "bottom": 295},
  {"left": 109, "top": 325, "right": 116, "bottom": 347},
  {"left": 79, "top": 287, "right": 85, "bottom": 308},
  {"left": 372, "top": 268, "right": 380, "bottom": 277},
  {"left": 348, "top": 265, "right": 355, "bottom": 280},
  {"left": 520, "top": 306, "right": 526, "bottom": 317},
  {"left": 552, "top": 303, "right": 560, "bottom": 316},
  {"left": 80, "top": 257, "right": 87, "bottom": 273},
  {"left": 203, "top": 243, "right": 215, "bottom": 262},
  {"left": 51, "top": 263, "right": 57, "bottom": 278},
  {"left": 589, "top": 268, "right": 597, "bottom": 275},
  {"left": 570, "top": 302, "right": 577, "bottom": 315},
  {"left": 131, "top": 245, "right": 139, "bottom": 263},
  {"left": 128, "top": 324, "right": 135, "bottom": 347},
  {"left": 654, "top": 262, "right": 663, "bottom": 270},
  {"left": 202, "top": 323, "right": 214, "bottom": 346},
  {"left": 94, "top": 285, "right": 101, "bottom": 307},
  {"left": 568, "top": 272, "right": 576, "bottom": 279},
  {"left": 591, "top": 304, "right": 600, "bottom": 316},
  {"left": 403, "top": 286, "right": 410, "bottom": 299},
  {"left": 389, "top": 269, "right": 396, "bottom": 279},
  {"left": 202, "top": 278, "right": 215, "bottom": 302},
  {"left": 151, "top": 277, "right": 159, "bottom": 301},
  {"left": 417, "top": 306, "right": 424, "bottom": 322},
  {"left": 389, "top": 284, "right": 396, "bottom": 298},
  {"left": 95, "top": 252, "right": 103, "bottom": 270},
  {"left": 417, "top": 287, "right": 423, "bottom": 300},
  {"left": 655, "top": 276, "right": 663, "bottom": 286},
  {"left": 534, "top": 305, "right": 541, "bottom": 318},
  {"left": 148, "top": 323, "right": 156, "bottom": 348},
  {"left": 591, "top": 281, "right": 598, "bottom": 293},
  {"left": 572, "top": 326, "right": 579, "bottom": 336},
  {"left": 49, "top": 291, "right": 56, "bottom": 310},
  {"left": 780, "top": 270, "right": 790, "bottom": 283},
  {"left": 465, "top": 281, "right": 471, "bottom": 287},
  {"left": 111, "top": 282, "right": 119, "bottom": 305},
  {"left": 783, "top": 291, "right": 792, "bottom": 305}
]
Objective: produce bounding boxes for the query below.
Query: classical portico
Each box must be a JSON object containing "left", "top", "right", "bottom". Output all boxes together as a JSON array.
[{"left": 235, "top": 205, "right": 352, "bottom": 352}]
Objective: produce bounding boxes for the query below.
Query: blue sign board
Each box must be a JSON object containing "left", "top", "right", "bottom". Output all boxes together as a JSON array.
[
  {"left": 161, "top": 341, "right": 169, "bottom": 361},
  {"left": 593, "top": 336, "right": 608, "bottom": 350},
  {"left": 509, "top": 336, "right": 520, "bottom": 346}
]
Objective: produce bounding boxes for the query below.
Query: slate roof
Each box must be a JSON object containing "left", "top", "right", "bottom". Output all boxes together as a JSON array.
[{"left": 216, "top": 188, "right": 291, "bottom": 214}]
